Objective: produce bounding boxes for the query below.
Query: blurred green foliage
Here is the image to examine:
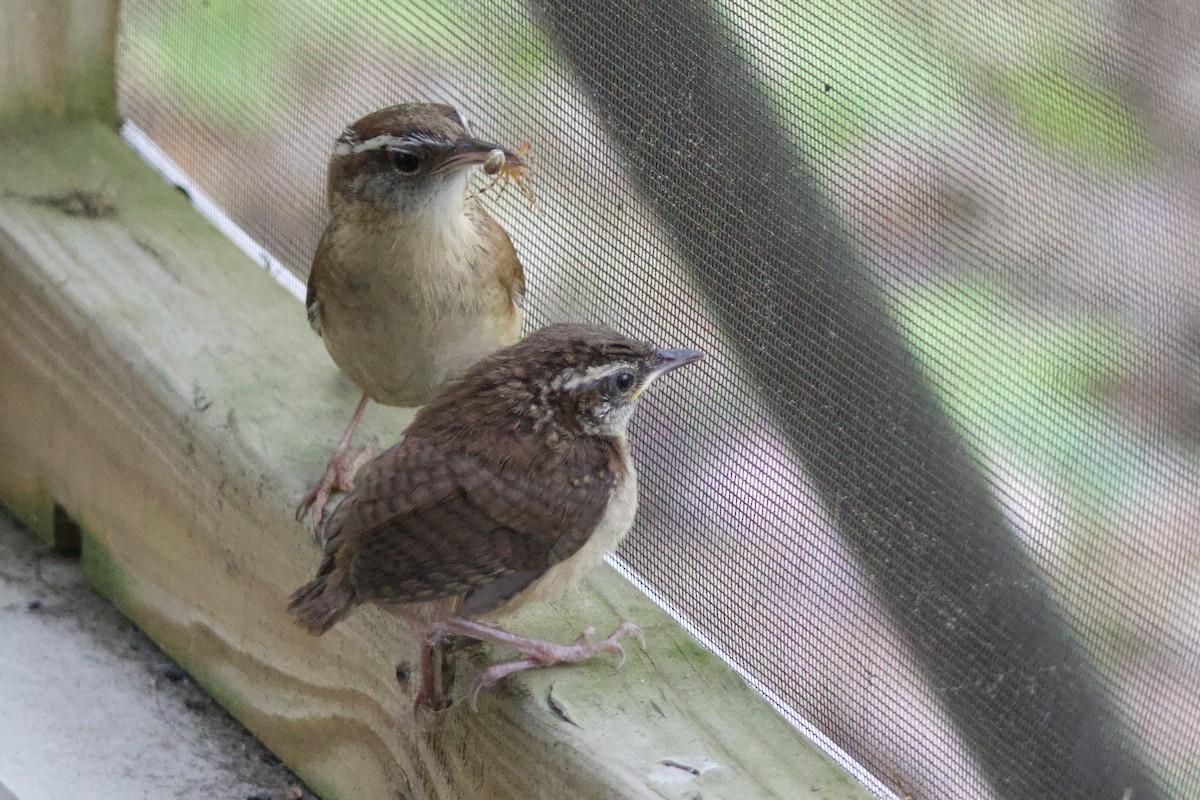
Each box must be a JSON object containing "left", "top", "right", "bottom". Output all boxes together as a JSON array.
[
  {"left": 718, "top": 0, "right": 1144, "bottom": 169},
  {"left": 997, "top": 63, "right": 1145, "bottom": 170},
  {"left": 121, "top": 0, "right": 546, "bottom": 130},
  {"left": 894, "top": 281, "right": 1133, "bottom": 500},
  {"left": 717, "top": 0, "right": 972, "bottom": 151},
  {"left": 127, "top": 3, "right": 288, "bottom": 124}
]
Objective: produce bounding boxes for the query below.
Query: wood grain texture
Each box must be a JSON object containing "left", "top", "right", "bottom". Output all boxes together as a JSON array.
[
  {"left": 0, "top": 0, "right": 118, "bottom": 124},
  {"left": 0, "top": 123, "right": 875, "bottom": 800}
]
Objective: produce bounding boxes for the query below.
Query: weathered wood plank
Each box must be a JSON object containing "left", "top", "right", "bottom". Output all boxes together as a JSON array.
[
  {"left": 0, "top": 122, "right": 875, "bottom": 800},
  {"left": 0, "top": 0, "right": 119, "bottom": 124}
]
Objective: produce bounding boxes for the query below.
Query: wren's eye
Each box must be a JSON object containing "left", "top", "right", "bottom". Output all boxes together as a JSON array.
[
  {"left": 612, "top": 371, "right": 635, "bottom": 394},
  {"left": 388, "top": 149, "right": 421, "bottom": 174}
]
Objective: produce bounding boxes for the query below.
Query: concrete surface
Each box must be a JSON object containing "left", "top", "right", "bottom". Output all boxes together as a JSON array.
[{"left": 0, "top": 509, "right": 308, "bottom": 800}]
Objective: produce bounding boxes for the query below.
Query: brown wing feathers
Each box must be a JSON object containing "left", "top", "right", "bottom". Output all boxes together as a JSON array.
[
  {"left": 288, "top": 547, "right": 357, "bottom": 635},
  {"left": 304, "top": 235, "right": 330, "bottom": 335},
  {"left": 288, "top": 433, "right": 620, "bottom": 630},
  {"left": 483, "top": 212, "right": 525, "bottom": 306}
]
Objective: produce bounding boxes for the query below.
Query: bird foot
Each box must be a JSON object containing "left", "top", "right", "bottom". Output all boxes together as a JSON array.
[
  {"left": 408, "top": 632, "right": 457, "bottom": 715},
  {"left": 458, "top": 620, "right": 645, "bottom": 710},
  {"left": 411, "top": 677, "right": 453, "bottom": 715},
  {"left": 295, "top": 436, "right": 377, "bottom": 534}
]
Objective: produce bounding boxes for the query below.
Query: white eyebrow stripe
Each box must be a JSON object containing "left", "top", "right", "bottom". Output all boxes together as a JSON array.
[
  {"left": 552, "top": 362, "right": 638, "bottom": 392},
  {"left": 331, "top": 133, "right": 444, "bottom": 157}
]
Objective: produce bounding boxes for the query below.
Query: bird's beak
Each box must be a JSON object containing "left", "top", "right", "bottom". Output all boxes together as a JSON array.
[
  {"left": 652, "top": 348, "right": 705, "bottom": 374},
  {"left": 634, "top": 347, "right": 704, "bottom": 400},
  {"left": 440, "top": 137, "right": 524, "bottom": 172}
]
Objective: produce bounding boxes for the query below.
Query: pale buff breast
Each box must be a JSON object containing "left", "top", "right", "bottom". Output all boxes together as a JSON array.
[
  {"left": 318, "top": 208, "right": 521, "bottom": 406},
  {"left": 488, "top": 447, "right": 639, "bottom": 620}
]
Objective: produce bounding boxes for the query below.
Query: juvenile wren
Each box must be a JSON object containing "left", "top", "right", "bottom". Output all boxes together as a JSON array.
[
  {"left": 289, "top": 324, "right": 703, "bottom": 711},
  {"left": 298, "top": 102, "right": 528, "bottom": 526}
]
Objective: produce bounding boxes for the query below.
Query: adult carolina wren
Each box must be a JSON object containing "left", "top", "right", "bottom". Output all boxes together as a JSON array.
[
  {"left": 297, "top": 102, "right": 528, "bottom": 526},
  {"left": 289, "top": 324, "right": 703, "bottom": 710}
]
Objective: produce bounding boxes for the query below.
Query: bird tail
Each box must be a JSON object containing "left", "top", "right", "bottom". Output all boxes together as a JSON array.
[{"left": 288, "top": 555, "right": 358, "bottom": 635}]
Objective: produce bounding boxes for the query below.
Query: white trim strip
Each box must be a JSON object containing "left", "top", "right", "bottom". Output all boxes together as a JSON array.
[
  {"left": 607, "top": 554, "right": 900, "bottom": 800},
  {"left": 118, "top": 121, "right": 307, "bottom": 302}
]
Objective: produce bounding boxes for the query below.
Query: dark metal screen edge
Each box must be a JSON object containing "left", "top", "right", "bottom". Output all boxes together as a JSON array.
[{"left": 530, "top": 2, "right": 1162, "bottom": 798}]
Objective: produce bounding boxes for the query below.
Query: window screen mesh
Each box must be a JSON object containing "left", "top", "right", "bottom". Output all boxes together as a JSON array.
[{"left": 118, "top": 2, "right": 1199, "bottom": 798}]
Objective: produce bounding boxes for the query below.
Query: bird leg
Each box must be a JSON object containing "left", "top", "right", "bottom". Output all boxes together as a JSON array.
[
  {"left": 409, "top": 634, "right": 452, "bottom": 714},
  {"left": 295, "top": 392, "right": 374, "bottom": 531},
  {"left": 426, "top": 617, "right": 645, "bottom": 711}
]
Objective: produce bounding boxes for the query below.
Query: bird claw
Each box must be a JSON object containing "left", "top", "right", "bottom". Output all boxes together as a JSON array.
[
  {"left": 597, "top": 621, "right": 644, "bottom": 667},
  {"left": 349, "top": 435, "right": 379, "bottom": 475},
  {"left": 294, "top": 479, "right": 333, "bottom": 530},
  {"left": 461, "top": 620, "right": 644, "bottom": 710},
  {"left": 612, "top": 620, "right": 646, "bottom": 653},
  {"left": 295, "top": 441, "right": 374, "bottom": 536},
  {"left": 467, "top": 658, "right": 540, "bottom": 712},
  {"left": 412, "top": 686, "right": 453, "bottom": 715},
  {"left": 422, "top": 617, "right": 646, "bottom": 712},
  {"left": 468, "top": 678, "right": 486, "bottom": 712}
]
